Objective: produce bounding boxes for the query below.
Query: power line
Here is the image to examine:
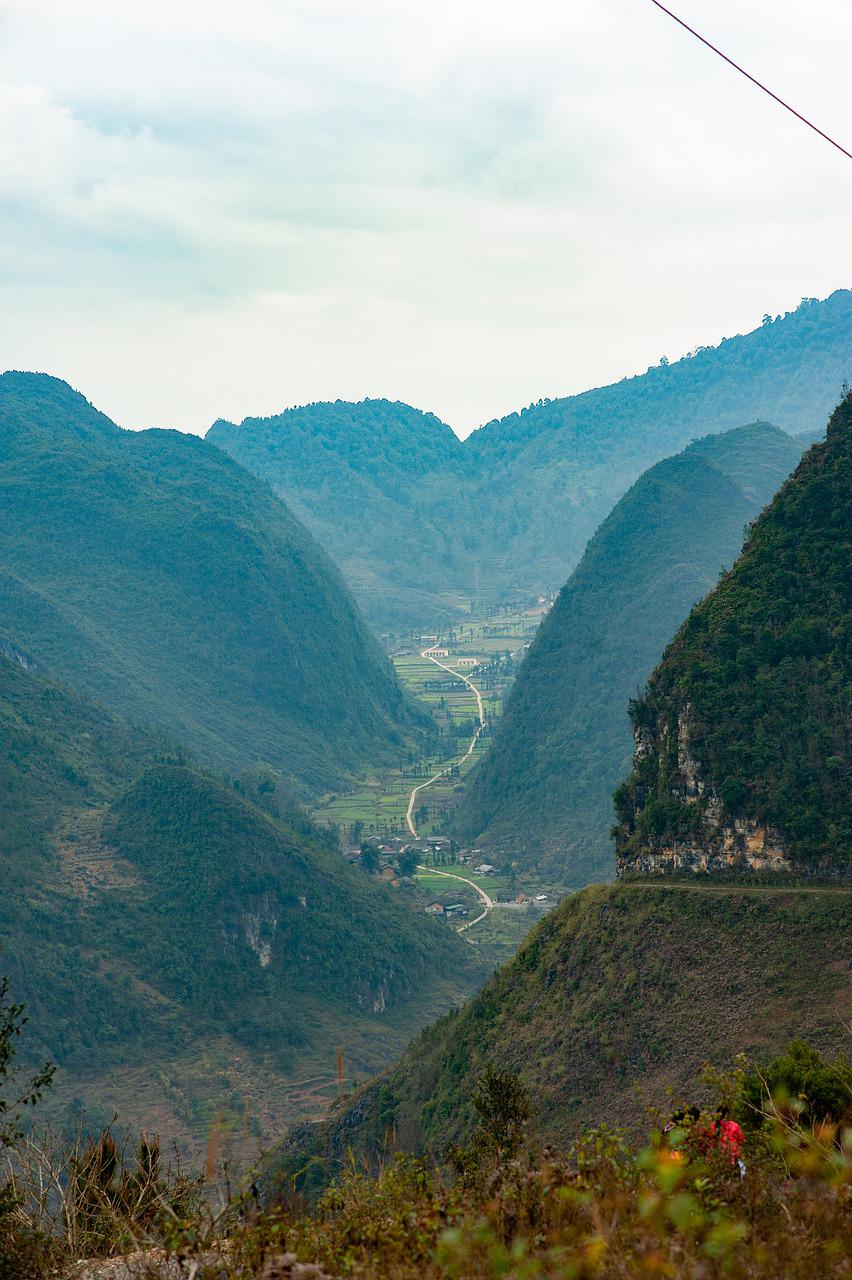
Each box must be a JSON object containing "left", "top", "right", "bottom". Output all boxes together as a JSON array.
[{"left": 647, "top": 0, "right": 852, "bottom": 162}]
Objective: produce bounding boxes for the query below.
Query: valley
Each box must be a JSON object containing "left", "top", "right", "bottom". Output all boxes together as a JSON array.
[{"left": 309, "top": 596, "right": 557, "bottom": 961}]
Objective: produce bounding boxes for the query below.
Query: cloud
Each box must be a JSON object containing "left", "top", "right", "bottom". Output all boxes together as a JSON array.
[{"left": 0, "top": 0, "right": 850, "bottom": 434}]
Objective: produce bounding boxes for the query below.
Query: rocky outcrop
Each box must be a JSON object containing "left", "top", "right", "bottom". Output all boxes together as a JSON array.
[
  {"left": 617, "top": 818, "right": 793, "bottom": 877},
  {"left": 616, "top": 706, "right": 795, "bottom": 878}
]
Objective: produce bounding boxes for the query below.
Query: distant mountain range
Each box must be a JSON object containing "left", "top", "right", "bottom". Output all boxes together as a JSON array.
[
  {"left": 0, "top": 372, "right": 424, "bottom": 793},
  {"left": 454, "top": 422, "right": 807, "bottom": 885},
  {"left": 615, "top": 396, "right": 851, "bottom": 876},
  {"left": 209, "top": 292, "right": 852, "bottom": 627}
]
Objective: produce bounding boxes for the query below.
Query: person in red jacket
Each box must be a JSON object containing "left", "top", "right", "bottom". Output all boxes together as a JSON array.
[
  {"left": 664, "top": 1107, "right": 746, "bottom": 1177},
  {"left": 695, "top": 1109, "right": 746, "bottom": 1176}
]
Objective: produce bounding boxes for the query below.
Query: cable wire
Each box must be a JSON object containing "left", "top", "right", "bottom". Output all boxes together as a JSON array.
[{"left": 647, "top": 0, "right": 852, "bottom": 161}]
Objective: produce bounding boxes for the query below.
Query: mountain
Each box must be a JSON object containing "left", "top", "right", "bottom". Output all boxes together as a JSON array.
[
  {"left": 208, "top": 293, "right": 852, "bottom": 627},
  {"left": 277, "top": 881, "right": 851, "bottom": 1170},
  {"left": 615, "top": 395, "right": 851, "bottom": 876},
  {"left": 207, "top": 400, "right": 469, "bottom": 628},
  {"left": 464, "top": 291, "right": 852, "bottom": 599},
  {"left": 0, "top": 372, "right": 424, "bottom": 792},
  {"left": 454, "top": 423, "right": 807, "bottom": 885},
  {"left": 0, "top": 650, "right": 483, "bottom": 1149}
]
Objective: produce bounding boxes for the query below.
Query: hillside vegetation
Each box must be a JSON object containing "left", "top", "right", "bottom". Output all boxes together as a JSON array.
[
  {"left": 208, "top": 400, "right": 468, "bottom": 628},
  {"left": 0, "top": 372, "right": 423, "bottom": 792},
  {"left": 615, "top": 395, "right": 851, "bottom": 874},
  {"left": 0, "top": 652, "right": 483, "bottom": 1148},
  {"left": 454, "top": 424, "right": 806, "bottom": 884},
  {"left": 279, "top": 881, "right": 851, "bottom": 1164},
  {"left": 208, "top": 293, "right": 851, "bottom": 625}
]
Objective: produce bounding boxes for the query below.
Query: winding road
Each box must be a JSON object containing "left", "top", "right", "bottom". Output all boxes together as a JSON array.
[
  {"left": 407, "top": 647, "right": 492, "bottom": 932},
  {"left": 405, "top": 648, "right": 486, "bottom": 838},
  {"left": 416, "top": 864, "right": 495, "bottom": 932}
]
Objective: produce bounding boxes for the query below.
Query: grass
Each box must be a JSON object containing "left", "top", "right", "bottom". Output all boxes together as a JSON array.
[{"left": 295, "top": 881, "right": 852, "bottom": 1163}]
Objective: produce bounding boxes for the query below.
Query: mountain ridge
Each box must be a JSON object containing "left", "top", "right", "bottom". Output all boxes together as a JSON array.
[
  {"left": 207, "top": 292, "right": 851, "bottom": 626},
  {"left": 0, "top": 372, "right": 425, "bottom": 792},
  {"left": 615, "top": 395, "right": 852, "bottom": 876},
  {"left": 453, "top": 421, "right": 807, "bottom": 884}
]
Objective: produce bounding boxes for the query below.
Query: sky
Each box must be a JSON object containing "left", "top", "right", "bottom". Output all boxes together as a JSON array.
[{"left": 1, "top": 0, "right": 850, "bottom": 438}]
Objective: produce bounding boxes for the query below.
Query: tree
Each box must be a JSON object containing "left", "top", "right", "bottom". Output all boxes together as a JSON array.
[
  {"left": 398, "top": 850, "right": 420, "bottom": 879},
  {"left": 360, "top": 842, "right": 381, "bottom": 873},
  {"left": 0, "top": 971, "right": 54, "bottom": 1151}
]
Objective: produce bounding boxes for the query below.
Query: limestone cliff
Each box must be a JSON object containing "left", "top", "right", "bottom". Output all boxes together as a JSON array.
[{"left": 614, "top": 394, "right": 851, "bottom": 878}]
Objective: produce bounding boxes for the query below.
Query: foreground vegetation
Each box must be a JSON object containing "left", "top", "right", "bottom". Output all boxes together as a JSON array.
[{"left": 3, "top": 989, "right": 850, "bottom": 1280}]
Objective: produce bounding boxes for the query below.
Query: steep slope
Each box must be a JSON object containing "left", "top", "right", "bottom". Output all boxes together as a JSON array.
[
  {"left": 454, "top": 424, "right": 806, "bottom": 885},
  {"left": 0, "top": 651, "right": 483, "bottom": 1149},
  {"left": 0, "top": 373, "right": 423, "bottom": 791},
  {"left": 207, "top": 400, "right": 469, "bottom": 628},
  {"left": 615, "top": 396, "right": 851, "bottom": 875},
  {"left": 466, "top": 291, "right": 852, "bottom": 597},
  {"left": 278, "top": 881, "right": 851, "bottom": 1167}
]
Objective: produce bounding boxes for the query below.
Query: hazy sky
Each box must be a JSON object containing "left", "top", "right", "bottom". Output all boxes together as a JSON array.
[{"left": 1, "top": 0, "right": 850, "bottom": 437}]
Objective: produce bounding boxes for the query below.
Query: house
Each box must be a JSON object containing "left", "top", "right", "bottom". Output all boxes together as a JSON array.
[
  {"left": 426, "top": 647, "right": 449, "bottom": 658},
  {"left": 443, "top": 903, "right": 467, "bottom": 916},
  {"left": 535, "top": 894, "right": 549, "bottom": 903},
  {"left": 425, "top": 902, "right": 444, "bottom": 915},
  {"left": 457, "top": 656, "right": 479, "bottom": 667},
  {"left": 474, "top": 863, "right": 495, "bottom": 875}
]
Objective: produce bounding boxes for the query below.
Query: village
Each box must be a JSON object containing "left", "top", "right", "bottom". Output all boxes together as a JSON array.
[
  {"left": 340, "top": 829, "right": 551, "bottom": 929},
  {"left": 310, "top": 595, "right": 556, "bottom": 954}
]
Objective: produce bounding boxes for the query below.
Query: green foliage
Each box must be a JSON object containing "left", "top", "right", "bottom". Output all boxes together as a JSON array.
[
  {"left": 211, "top": 293, "right": 852, "bottom": 626},
  {"left": 0, "top": 372, "right": 425, "bottom": 793},
  {"left": 0, "top": 653, "right": 482, "bottom": 1136},
  {"left": 739, "top": 1041, "right": 852, "bottom": 1130},
  {"left": 280, "top": 883, "right": 852, "bottom": 1166},
  {"left": 616, "top": 396, "right": 852, "bottom": 869},
  {"left": 0, "top": 973, "right": 53, "bottom": 1151},
  {"left": 455, "top": 424, "right": 805, "bottom": 884},
  {"left": 239, "top": 1074, "right": 852, "bottom": 1280}
]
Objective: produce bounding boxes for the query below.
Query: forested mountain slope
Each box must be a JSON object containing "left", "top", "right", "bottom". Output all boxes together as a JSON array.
[
  {"left": 278, "top": 882, "right": 851, "bottom": 1169},
  {"left": 207, "top": 400, "right": 469, "bottom": 627},
  {"left": 615, "top": 395, "right": 851, "bottom": 875},
  {"left": 454, "top": 424, "right": 806, "bottom": 885},
  {"left": 0, "top": 651, "right": 482, "bottom": 1149},
  {"left": 0, "top": 373, "right": 423, "bottom": 791},
  {"left": 465, "top": 292, "right": 850, "bottom": 597},
  {"left": 209, "top": 293, "right": 851, "bottom": 625}
]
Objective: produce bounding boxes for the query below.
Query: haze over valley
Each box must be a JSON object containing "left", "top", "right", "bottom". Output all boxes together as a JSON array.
[{"left": 2, "top": 3, "right": 851, "bottom": 1275}]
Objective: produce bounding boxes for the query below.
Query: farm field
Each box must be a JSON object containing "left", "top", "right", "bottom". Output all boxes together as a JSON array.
[{"left": 311, "top": 597, "right": 550, "bottom": 841}]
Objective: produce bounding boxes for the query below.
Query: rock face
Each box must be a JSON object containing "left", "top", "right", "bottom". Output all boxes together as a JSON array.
[
  {"left": 614, "top": 396, "right": 851, "bottom": 880},
  {"left": 616, "top": 709, "right": 793, "bottom": 877}
]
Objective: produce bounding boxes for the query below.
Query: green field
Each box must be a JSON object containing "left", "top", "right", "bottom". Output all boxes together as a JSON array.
[{"left": 311, "top": 601, "right": 548, "bottom": 841}]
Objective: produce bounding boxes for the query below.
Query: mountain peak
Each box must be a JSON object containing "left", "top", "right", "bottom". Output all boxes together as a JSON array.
[{"left": 614, "top": 396, "right": 851, "bottom": 876}]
